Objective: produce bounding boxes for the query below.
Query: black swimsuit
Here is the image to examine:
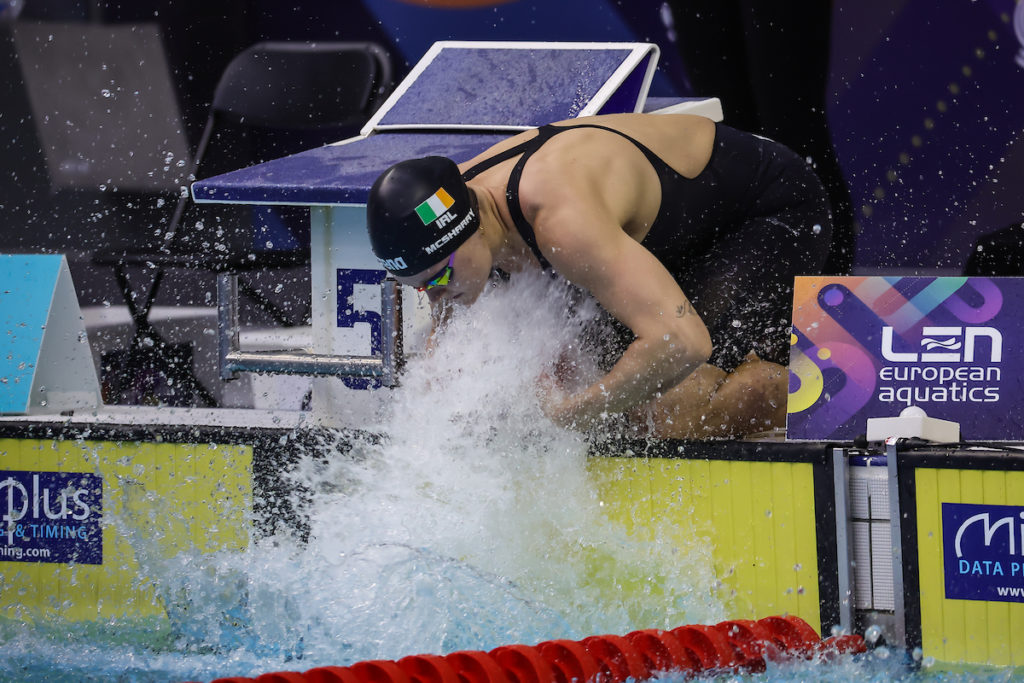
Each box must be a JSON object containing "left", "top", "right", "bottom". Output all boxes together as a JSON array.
[{"left": 463, "top": 121, "right": 832, "bottom": 371}]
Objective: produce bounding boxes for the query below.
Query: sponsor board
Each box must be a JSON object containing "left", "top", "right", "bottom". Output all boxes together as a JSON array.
[
  {"left": 787, "top": 276, "right": 1024, "bottom": 440},
  {"left": 942, "top": 502, "right": 1024, "bottom": 603},
  {"left": 0, "top": 437, "right": 252, "bottom": 622},
  {"left": 0, "top": 470, "right": 102, "bottom": 564}
]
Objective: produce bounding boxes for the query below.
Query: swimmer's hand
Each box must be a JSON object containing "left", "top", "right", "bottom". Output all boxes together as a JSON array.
[
  {"left": 536, "top": 372, "right": 574, "bottom": 428},
  {"left": 538, "top": 370, "right": 625, "bottom": 432},
  {"left": 537, "top": 371, "right": 606, "bottom": 430}
]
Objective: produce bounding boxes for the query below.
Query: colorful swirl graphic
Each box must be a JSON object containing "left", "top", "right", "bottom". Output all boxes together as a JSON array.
[{"left": 786, "top": 276, "right": 1006, "bottom": 439}]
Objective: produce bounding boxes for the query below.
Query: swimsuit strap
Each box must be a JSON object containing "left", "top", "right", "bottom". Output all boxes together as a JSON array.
[
  {"left": 460, "top": 125, "right": 560, "bottom": 270},
  {"left": 464, "top": 123, "right": 664, "bottom": 273},
  {"left": 460, "top": 133, "right": 544, "bottom": 180},
  {"left": 504, "top": 126, "right": 562, "bottom": 270}
]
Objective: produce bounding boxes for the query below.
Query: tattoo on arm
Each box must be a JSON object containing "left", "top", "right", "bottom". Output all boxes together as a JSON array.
[{"left": 675, "top": 301, "right": 697, "bottom": 318}]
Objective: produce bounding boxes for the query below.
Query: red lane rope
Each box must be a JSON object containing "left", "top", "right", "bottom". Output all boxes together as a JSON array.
[{"left": 196, "top": 615, "right": 866, "bottom": 683}]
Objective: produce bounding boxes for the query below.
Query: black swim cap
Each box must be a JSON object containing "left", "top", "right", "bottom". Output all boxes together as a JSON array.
[{"left": 367, "top": 156, "right": 479, "bottom": 277}]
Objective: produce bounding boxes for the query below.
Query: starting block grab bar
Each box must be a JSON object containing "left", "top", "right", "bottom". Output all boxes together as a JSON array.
[{"left": 216, "top": 273, "right": 404, "bottom": 386}]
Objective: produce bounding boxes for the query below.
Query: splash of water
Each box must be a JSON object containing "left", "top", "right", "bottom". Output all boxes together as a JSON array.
[
  {"left": 1, "top": 273, "right": 720, "bottom": 681},
  {"left": 285, "top": 272, "right": 726, "bottom": 657},
  {"left": 98, "top": 272, "right": 715, "bottom": 674}
]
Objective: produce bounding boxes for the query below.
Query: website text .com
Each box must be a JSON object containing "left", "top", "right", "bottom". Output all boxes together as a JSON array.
[{"left": 0, "top": 545, "right": 51, "bottom": 560}]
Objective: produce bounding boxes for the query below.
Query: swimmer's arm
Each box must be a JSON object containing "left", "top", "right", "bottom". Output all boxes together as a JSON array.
[{"left": 537, "top": 209, "right": 712, "bottom": 429}]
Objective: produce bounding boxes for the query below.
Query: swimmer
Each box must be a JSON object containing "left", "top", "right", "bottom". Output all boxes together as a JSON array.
[{"left": 366, "top": 113, "right": 832, "bottom": 439}]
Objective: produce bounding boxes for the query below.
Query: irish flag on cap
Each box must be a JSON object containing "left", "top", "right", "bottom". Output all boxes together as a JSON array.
[{"left": 415, "top": 188, "right": 455, "bottom": 225}]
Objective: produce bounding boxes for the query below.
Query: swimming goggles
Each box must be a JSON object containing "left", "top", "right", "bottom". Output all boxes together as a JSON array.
[{"left": 416, "top": 253, "right": 455, "bottom": 292}]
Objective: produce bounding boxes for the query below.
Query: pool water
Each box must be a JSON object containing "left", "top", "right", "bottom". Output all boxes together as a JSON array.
[{"left": 0, "top": 275, "right": 1019, "bottom": 683}]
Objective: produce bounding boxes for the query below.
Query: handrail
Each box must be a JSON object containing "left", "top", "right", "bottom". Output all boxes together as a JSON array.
[{"left": 216, "top": 273, "right": 403, "bottom": 386}]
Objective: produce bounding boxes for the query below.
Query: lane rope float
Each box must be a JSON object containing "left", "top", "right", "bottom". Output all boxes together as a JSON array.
[{"left": 196, "top": 614, "right": 866, "bottom": 683}]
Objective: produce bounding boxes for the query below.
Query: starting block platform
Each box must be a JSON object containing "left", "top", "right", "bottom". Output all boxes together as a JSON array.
[
  {"left": 192, "top": 41, "right": 720, "bottom": 208},
  {"left": 191, "top": 41, "right": 722, "bottom": 422}
]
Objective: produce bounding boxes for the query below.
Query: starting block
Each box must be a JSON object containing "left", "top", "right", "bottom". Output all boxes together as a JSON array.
[
  {"left": 192, "top": 41, "right": 723, "bottom": 426},
  {"left": 0, "top": 254, "right": 101, "bottom": 415}
]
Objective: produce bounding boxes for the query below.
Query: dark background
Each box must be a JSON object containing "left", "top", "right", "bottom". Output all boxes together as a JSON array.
[{"left": 2, "top": 0, "right": 1022, "bottom": 311}]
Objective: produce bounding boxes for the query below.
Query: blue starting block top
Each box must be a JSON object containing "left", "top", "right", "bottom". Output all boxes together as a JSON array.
[
  {"left": 192, "top": 132, "right": 509, "bottom": 206},
  {"left": 192, "top": 41, "right": 720, "bottom": 208}
]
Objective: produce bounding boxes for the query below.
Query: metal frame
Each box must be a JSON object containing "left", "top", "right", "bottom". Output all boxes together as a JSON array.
[
  {"left": 216, "top": 273, "right": 403, "bottom": 385},
  {"left": 832, "top": 447, "right": 856, "bottom": 635},
  {"left": 886, "top": 442, "right": 908, "bottom": 649}
]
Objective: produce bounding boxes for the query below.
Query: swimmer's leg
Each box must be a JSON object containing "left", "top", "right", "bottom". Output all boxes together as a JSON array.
[{"left": 631, "top": 353, "right": 787, "bottom": 439}]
